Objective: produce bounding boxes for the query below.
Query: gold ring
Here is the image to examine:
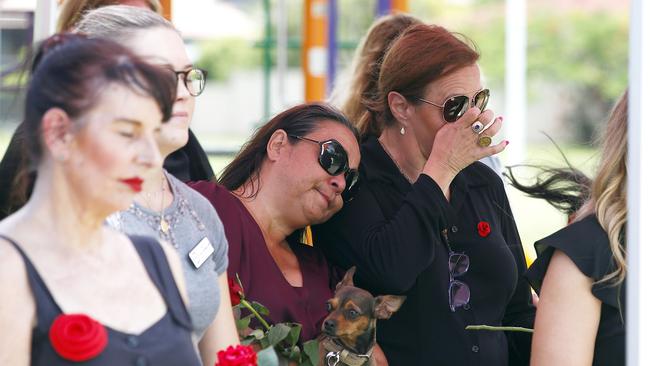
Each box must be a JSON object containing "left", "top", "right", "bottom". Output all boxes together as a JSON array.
[{"left": 478, "top": 135, "right": 492, "bottom": 147}]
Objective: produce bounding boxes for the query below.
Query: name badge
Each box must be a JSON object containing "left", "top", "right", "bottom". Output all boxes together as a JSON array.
[{"left": 189, "top": 237, "right": 214, "bottom": 269}]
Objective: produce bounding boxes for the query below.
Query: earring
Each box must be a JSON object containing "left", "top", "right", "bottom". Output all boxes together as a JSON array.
[{"left": 400, "top": 126, "right": 405, "bottom": 135}]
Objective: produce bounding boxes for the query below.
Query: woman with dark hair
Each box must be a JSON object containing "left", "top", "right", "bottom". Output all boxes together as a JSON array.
[
  {"left": 0, "top": 4, "right": 214, "bottom": 221},
  {"left": 190, "top": 103, "right": 361, "bottom": 343},
  {"left": 0, "top": 34, "right": 200, "bottom": 365},
  {"left": 0, "top": 6, "right": 238, "bottom": 364},
  {"left": 313, "top": 24, "right": 535, "bottom": 365}
]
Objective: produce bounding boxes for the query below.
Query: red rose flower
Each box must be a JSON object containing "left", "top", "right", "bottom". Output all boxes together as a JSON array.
[
  {"left": 49, "top": 314, "right": 108, "bottom": 362},
  {"left": 477, "top": 221, "right": 491, "bottom": 237},
  {"left": 229, "top": 277, "right": 244, "bottom": 306},
  {"left": 216, "top": 345, "right": 258, "bottom": 366}
]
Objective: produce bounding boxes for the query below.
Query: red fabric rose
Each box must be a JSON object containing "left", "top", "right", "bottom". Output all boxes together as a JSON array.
[
  {"left": 477, "top": 221, "right": 491, "bottom": 237},
  {"left": 49, "top": 314, "right": 108, "bottom": 362},
  {"left": 229, "top": 277, "right": 243, "bottom": 306},
  {"left": 216, "top": 345, "right": 258, "bottom": 366}
]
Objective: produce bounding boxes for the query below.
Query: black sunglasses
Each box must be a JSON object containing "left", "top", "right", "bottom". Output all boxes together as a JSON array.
[
  {"left": 442, "top": 229, "right": 470, "bottom": 312},
  {"left": 418, "top": 88, "right": 490, "bottom": 123},
  {"left": 448, "top": 251, "right": 470, "bottom": 312},
  {"left": 288, "top": 135, "right": 359, "bottom": 201},
  {"left": 174, "top": 68, "right": 208, "bottom": 97}
]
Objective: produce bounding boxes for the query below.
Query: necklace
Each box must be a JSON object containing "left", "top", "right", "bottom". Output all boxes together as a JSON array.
[
  {"left": 141, "top": 173, "right": 170, "bottom": 234},
  {"left": 158, "top": 176, "right": 170, "bottom": 233},
  {"left": 378, "top": 138, "right": 416, "bottom": 184}
]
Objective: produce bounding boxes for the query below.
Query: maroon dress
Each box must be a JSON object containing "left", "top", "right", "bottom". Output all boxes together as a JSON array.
[{"left": 189, "top": 181, "right": 336, "bottom": 342}]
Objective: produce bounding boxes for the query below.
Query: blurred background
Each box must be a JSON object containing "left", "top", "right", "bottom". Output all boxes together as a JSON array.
[{"left": 0, "top": 0, "right": 629, "bottom": 262}]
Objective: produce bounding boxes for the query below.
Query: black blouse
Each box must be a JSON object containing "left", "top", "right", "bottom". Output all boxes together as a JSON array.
[
  {"left": 526, "top": 215, "right": 625, "bottom": 366},
  {"left": 313, "top": 137, "right": 535, "bottom": 366}
]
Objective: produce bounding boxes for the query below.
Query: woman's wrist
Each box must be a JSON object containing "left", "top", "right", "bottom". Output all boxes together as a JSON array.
[{"left": 422, "top": 160, "right": 457, "bottom": 200}]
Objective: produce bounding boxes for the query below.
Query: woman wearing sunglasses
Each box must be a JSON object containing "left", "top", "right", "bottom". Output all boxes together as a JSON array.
[
  {"left": 313, "top": 24, "right": 535, "bottom": 365},
  {"left": 190, "top": 103, "right": 361, "bottom": 344}
]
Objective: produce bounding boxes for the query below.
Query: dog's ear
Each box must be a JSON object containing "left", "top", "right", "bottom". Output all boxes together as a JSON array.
[
  {"left": 374, "top": 295, "right": 406, "bottom": 320},
  {"left": 335, "top": 266, "right": 356, "bottom": 291}
]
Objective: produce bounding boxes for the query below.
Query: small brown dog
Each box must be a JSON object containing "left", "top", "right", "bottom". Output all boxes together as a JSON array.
[{"left": 319, "top": 267, "right": 406, "bottom": 366}]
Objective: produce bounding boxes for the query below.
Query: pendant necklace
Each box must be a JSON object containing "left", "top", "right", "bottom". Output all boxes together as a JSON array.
[{"left": 159, "top": 175, "right": 170, "bottom": 233}]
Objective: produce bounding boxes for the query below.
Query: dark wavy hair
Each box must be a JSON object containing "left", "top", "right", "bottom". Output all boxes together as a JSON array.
[
  {"left": 0, "top": 33, "right": 177, "bottom": 219},
  {"left": 503, "top": 135, "right": 592, "bottom": 217},
  {"left": 505, "top": 165, "right": 592, "bottom": 217},
  {"left": 218, "top": 103, "right": 359, "bottom": 198}
]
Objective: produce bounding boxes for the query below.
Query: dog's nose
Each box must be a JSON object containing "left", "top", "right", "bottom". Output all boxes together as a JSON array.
[{"left": 323, "top": 319, "right": 336, "bottom": 333}]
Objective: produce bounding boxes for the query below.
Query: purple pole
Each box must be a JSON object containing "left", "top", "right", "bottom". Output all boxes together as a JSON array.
[
  {"left": 327, "top": 0, "right": 338, "bottom": 95},
  {"left": 376, "top": 0, "right": 391, "bottom": 17}
]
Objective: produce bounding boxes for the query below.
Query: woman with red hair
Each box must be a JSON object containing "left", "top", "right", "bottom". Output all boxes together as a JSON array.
[{"left": 314, "top": 24, "right": 535, "bottom": 365}]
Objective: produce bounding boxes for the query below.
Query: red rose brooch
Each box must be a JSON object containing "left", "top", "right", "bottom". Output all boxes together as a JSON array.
[
  {"left": 216, "top": 345, "right": 258, "bottom": 366},
  {"left": 477, "top": 221, "right": 491, "bottom": 237},
  {"left": 49, "top": 314, "right": 108, "bottom": 362}
]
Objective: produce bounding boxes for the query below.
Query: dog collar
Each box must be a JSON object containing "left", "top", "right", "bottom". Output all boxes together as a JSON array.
[{"left": 323, "top": 338, "right": 373, "bottom": 366}]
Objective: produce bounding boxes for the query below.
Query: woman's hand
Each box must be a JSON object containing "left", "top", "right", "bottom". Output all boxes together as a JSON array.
[{"left": 423, "top": 107, "right": 506, "bottom": 197}]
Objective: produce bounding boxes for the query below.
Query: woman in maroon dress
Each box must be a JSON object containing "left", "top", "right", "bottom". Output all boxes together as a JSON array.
[{"left": 190, "top": 103, "right": 360, "bottom": 342}]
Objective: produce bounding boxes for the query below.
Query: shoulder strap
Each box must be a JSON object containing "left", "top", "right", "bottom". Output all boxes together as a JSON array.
[
  {"left": 129, "top": 235, "right": 194, "bottom": 330},
  {"left": 0, "top": 234, "right": 62, "bottom": 333}
]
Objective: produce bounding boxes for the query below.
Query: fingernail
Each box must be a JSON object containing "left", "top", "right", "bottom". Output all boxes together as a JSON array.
[
  {"left": 505, "top": 140, "right": 510, "bottom": 146},
  {"left": 497, "top": 116, "right": 504, "bottom": 122}
]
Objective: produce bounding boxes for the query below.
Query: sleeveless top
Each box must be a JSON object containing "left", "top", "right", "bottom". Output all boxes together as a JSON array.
[
  {"left": 0, "top": 234, "right": 201, "bottom": 366},
  {"left": 525, "top": 215, "right": 625, "bottom": 366}
]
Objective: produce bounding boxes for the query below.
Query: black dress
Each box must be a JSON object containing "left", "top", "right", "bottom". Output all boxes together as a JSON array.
[
  {"left": 525, "top": 214, "right": 625, "bottom": 366},
  {"left": 1, "top": 234, "right": 201, "bottom": 366},
  {"left": 313, "top": 137, "right": 535, "bottom": 366}
]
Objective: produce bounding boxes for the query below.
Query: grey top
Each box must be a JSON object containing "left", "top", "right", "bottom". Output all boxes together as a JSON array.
[{"left": 107, "top": 170, "right": 228, "bottom": 338}]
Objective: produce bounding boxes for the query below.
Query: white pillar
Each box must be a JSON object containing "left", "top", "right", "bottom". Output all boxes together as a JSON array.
[
  {"left": 627, "top": 0, "right": 650, "bottom": 364},
  {"left": 504, "top": 0, "right": 527, "bottom": 164},
  {"left": 33, "top": 0, "right": 57, "bottom": 43}
]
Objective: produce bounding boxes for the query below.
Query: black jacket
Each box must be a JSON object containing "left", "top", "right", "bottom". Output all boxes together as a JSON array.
[{"left": 314, "top": 136, "right": 535, "bottom": 366}]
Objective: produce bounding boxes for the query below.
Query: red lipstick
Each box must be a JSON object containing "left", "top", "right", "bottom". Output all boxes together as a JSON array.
[{"left": 120, "top": 177, "right": 143, "bottom": 192}]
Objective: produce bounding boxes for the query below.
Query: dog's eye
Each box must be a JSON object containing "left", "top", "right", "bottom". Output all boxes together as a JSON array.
[
  {"left": 326, "top": 302, "right": 333, "bottom": 312},
  {"left": 348, "top": 309, "right": 359, "bottom": 319}
]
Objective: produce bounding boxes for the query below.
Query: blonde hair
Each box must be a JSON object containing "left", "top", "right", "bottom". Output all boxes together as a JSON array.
[
  {"left": 73, "top": 5, "right": 175, "bottom": 43},
  {"left": 574, "top": 90, "right": 628, "bottom": 285},
  {"left": 330, "top": 14, "right": 422, "bottom": 138},
  {"left": 57, "top": 0, "right": 163, "bottom": 32}
]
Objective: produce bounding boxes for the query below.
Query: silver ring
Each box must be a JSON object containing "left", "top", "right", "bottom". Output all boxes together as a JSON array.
[{"left": 471, "top": 121, "right": 484, "bottom": 134}]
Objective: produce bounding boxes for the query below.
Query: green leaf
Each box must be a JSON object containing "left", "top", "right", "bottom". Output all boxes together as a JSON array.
[
  {"left": 302, "top": 340, "right": 320, "bottom": 366},
  {"left": 235, "top": 314, "right": 252, "bottom": 331},
  {"left": 267, "top": 324, "right": 291, "bottom": 346},
  {"left": 250, "top": 301, "right": 271, "bottom": 316},
  {"left": 284, "top": 323, "right": 302, "bottom": 347},
  {"left": 257, "top": 346, "right": 280, "bottom": 366},
  {"left": 288, "top": 345, "right": 301, "bottom": 361}
]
